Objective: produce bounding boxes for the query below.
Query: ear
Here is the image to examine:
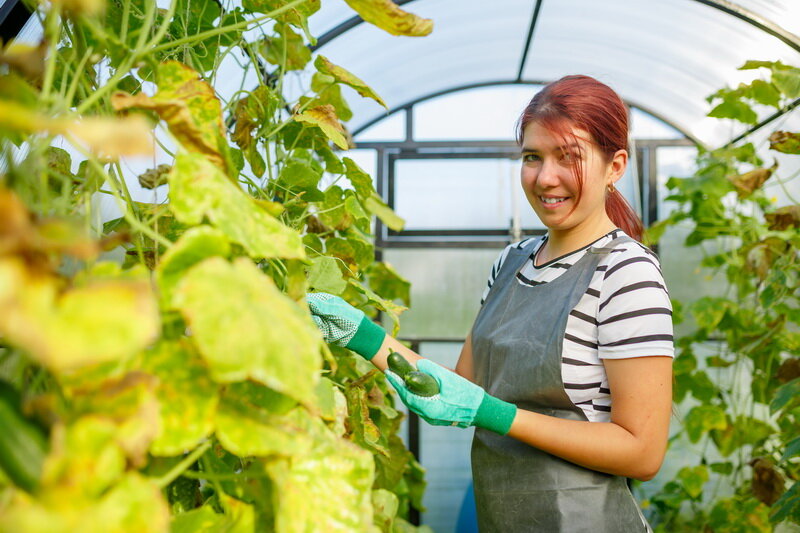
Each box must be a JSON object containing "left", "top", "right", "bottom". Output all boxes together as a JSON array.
[{"left": 607, "top": 149, "right": 628, "bottom": 188}]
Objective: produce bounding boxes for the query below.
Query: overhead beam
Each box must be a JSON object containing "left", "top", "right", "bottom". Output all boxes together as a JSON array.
[{"left": 516, "top": 0, "right": 544, "bottom": 82}]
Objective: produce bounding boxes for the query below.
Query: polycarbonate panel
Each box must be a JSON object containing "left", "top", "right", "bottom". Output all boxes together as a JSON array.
[
  {"left": 656, "top": 146, "right": 699, "bottom": 219},
  {"left": 393, "top": 158, "right": 546, "bottom": 230},
  {"left": 354, "top": 110, "right": 407, "bottom": 141},
  {"left": 307, "top": 1, "right": 361, "bottom": 40},
  {"left": 732, "top": 0, "right": 800, "bottom": 36},
  {"left": 413, "top": 85, "right": 541, "bottom": 141},
  {"left": 521, "top": 0, "right": 800, "bottom": 148},
  {"left": 630, "top": 108, "right": 684, "bottom": 139},
  {"left": 382, "top": 248, "right": 502, "bottom": 338},
  {"left": 315, "top": 0, "right": 537, "bottom": 134}
]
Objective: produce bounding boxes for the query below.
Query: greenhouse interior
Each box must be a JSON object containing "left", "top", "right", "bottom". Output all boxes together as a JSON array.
[{"left": 0, "top": 0, "right": 799, "bottom": 531}]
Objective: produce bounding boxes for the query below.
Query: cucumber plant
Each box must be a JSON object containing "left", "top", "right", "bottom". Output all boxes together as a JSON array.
[{"left": 0, "top": 1, "right": 433, "bottom": 531}]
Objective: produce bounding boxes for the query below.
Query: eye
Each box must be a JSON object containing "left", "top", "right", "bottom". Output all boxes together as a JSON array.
[{"left": 522, "top": 153, "right": 541, "bottom": 163}]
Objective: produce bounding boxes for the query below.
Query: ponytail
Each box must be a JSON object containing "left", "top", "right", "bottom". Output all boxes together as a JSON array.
[{"left": 606, "top": 189, "right": 643, "bottom": 241}]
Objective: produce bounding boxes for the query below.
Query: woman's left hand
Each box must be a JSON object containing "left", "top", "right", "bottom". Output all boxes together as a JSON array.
[{"left": 385, "top": 359, "right": 518, "bottom": 435}]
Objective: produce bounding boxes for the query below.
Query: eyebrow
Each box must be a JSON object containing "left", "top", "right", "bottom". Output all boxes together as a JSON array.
[{"left": 521, "top": 143, "right": 583, "bottom": 153}]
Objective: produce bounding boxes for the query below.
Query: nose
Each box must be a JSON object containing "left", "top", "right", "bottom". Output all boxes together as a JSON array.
[{"left": 536, "top": 158, "right": 561, "bottom": 189}]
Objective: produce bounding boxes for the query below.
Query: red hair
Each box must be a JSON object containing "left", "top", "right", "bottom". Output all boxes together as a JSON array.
[{"left": 516, "top": 75, "right": 643, "bottom": 241}]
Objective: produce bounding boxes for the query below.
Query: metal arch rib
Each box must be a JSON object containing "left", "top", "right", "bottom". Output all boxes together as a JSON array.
[
  {"left": 311, "top": 0, "right": 800, "bottom": 54},
  {"left": 351, "top": 80, "right": 705, "bottom": 149}
]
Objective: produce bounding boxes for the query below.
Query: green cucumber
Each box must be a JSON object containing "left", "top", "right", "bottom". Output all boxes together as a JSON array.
[
  {"left": 387, "top": 352, "right": 415, "bottom": 379},
  {"left": 405, "top": 371, "right": 440, "bottom": 397},
  {"left": 0, "top": 379, "right": 47, "bottom": 493}
]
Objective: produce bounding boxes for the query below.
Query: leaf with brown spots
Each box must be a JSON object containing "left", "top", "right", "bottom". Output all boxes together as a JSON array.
[
  {"left": 769, "top": 131, "right": 800, "bottom": 154},
  {"left": 765, "top": 204, "right": 800, "bottom": 230},
  {"left": 728, "top": 161, "right": 778, "bottom": 198}
]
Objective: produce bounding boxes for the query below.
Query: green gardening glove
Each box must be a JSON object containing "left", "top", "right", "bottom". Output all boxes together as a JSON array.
[
  {"left": 306, "top": 292, "right": 386, "bottom": 360},
  {"left": 384, "top": 359, "right": 517, "bottom": 435}
]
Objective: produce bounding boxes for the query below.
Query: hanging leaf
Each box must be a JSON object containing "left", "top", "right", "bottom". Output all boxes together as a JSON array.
[
  {"left": 276, "top": 160, "right": 324, "bottom": 202},
  {"left": 343, "top": 157, "right": 376, "bottom": 198},
  {"left": 372, "top": 488, "right": 399, "bottom": 532},
  {"left": 770, "top": 378, "right": 800, "bottom": 414},
  {"left": 315, "top": 56, "right": 387, "bottom": 109},
  {"left": 727, "top": 161, "right": 778, "bottom": 199},
  {"left": 364, "top": 193, "right": 404, "bottom": 231},
  {"left": 365, "top": 262, "right": 410, "bottom": 306},
  {"left": 677, "top": 465, "right": 708, "bottom": 499},
  {"left": 294, "top": 105, "right": 349, "bottom": 150},
  {"left": 345, "top": 380, "right": 389, "bottom": 457},
  {"left": 750, "top": 457, "right": 785, "bottom": 506},
  {"left": 772, "top": 66, "right": 800, "bottom": 99},
  {"left": 138, "top": 341, "right": 218, "bottom": 456},
  {"left": 169, "top": 152, "right": 305, "bottom": 260},
  {"left": 769, "top": 131, "right": 800, "bottom": 154},
  {"left": 172, "top": 257, "right": 321, "bottom": 405},
  {"left": 138, "top": 164, "right": 171, "bottom": 189},
  {"left": 111, "top": 61, "right": 228, "bottom": 169},
  {"left": 341, "top": 0, "right": 433, "bottom": 37},
  {"left": 243, "top": 0, "right": 321, "bottom": 31},
  {"left": 708, "top": 97, "right": 758, "bottom": 125}
]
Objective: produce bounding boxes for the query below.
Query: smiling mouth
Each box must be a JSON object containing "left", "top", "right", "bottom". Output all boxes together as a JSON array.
[{"left": 539, "top": 196, "right": 569, "bottom": 206}]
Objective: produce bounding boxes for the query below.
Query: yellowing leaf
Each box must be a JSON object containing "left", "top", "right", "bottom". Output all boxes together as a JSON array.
[
  {"left": 112, "top": 61, "right": 227, "bottom": 168},
  {"left": 342, "top": 0, "right": 433, "bottom": 36},
  {"left": 769, "top": 130, "right": 800, "bottom": 154},
  {"left": 0, "top": 259, "right": 159, "bottom": 373},
  {"left": 727, "top": 161, "right": 777, "bottom": 199},
  {"left": 315, "top": 56, "right": 387, "bottom": 109},
  {"left": 0, "top": 101, "right": 153, "bottom": 159},
  {"left": 266, "top": 435, "right": 377, "bottom": 533},
  {"left": 173, "top": 257, "right": 321, "bottom": 405},
  {"left": 215, "top": 382, "right": 318, "bottom": 457},
  {"left": 138, "top": 341, "right": 219, "bottom": 456},
  {"left": 294, "top": 105, "right": 349, "bottom": 149},
  {"left": 168, "top": 152, "right": 305, "bottom": 260},
  {"left": 308, "top": 256, "right": 347, "bottom": 295}
]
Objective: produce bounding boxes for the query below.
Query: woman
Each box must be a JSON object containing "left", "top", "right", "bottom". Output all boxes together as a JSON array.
[{"left": 308, "top": 75, "right": 673, "bottom": 532}]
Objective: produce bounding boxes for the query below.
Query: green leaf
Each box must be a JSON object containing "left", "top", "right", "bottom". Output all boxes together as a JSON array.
[
  {"left": 0, "top": 259, "right": 160, "bottom": 373},
  {"left": 276, "top": 160, "right": 324, "bottom": 202},
  {"left": 139, "top": 341, "right": 218, "bottom": 456},
  {"left": 739, "top": 60, "right": 779, "bottom": 70},
  {"left": 691, "top": 297, "right": 731, "bottom": 331},
  {"left": 345, "top": 381, "right": 389, "bottom": 457},
  {"left": 366, "top": 262, "right": 411, "bottom": 306},
  {"left": 243, "top": 0, "right": 321, "bottom": 32},
  {"left": 264, "top": 23, "right": 311, "bottom": 71},
  {"left": 773, "top": 67, "right": 800, "bottom": 99},
  {"left": 348, "top": 279, "right": 407, "bottom": 337},
  {"left": 169, "top": 152, "right": 305, "bottom": 260},
  {"left": 318, "top": 186, "right": 353, "bottom": 230},
  {"left": 345, "top": 193, "right": 371, "bottom": 232},
  {"left": 708, "top": 98, "right": 758, "bottom": 124},
  {"left": 684, "top": 405, "right": 727, "bottom": 443},
  {"left": 771, "top": 378, "right": 800, "bottom": 414},
  {"left": 340, "top": 0, "right": 433, "bottom": 37},
  {"left": 170, "top": 505, "right": 229, "bottom": 532},
  {"left": 677, "top": 465, "right": 708, "bottom": 499},
  {"left": 688, "top": 371, "right": 718, "bottom": 402},
  {"left": 710, "top": 462, "right": 733, "bottom": 475},
  {"left": 157, "top": 225, "right": 230, "bottom": 308},
  {"left": 365, "top": 193, "right": 404, "bottom": 231},
  {"left": 294, "top": 105, "right": 349, "bottom": 150},
  {"left": 173, "top": 257, "right": 321, "bottom": 405},
  {"left": 308, "top": 75, "right": 353, "bottom": 122},
  {"left": 747, "top": 79, "right": 781, "bottom": 108},
  {"left": 343, "top": 157, "right": 377, "bottom": 198},
  {"left": 315, "top": 55, "right": 387, "bottom": 109},
  {"left": 770, "top": 480, "right": 800, "bottom": 524},
  {"left": 782, "top": 436, "right": 800, "bottom": 461},
  {"left": 265, "top": 435, "right": 376, "bottom": 532},
  {"left": 215, "top": 382, "right": 318, "bottom": 457},
  {"left": 308, "top": 256, "right": 347, "bottom": 295}
]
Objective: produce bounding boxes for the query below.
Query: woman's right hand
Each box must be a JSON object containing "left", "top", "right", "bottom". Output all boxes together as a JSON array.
[{"left": 306, "top": 292, "right": 387, "bottom": 361}]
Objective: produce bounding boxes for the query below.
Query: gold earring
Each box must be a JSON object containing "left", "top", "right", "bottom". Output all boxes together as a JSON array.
[{"left": 607, "top": 183, "right": 615, "bottom": 193}]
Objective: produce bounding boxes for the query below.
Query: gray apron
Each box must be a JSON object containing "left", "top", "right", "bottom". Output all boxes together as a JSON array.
[{"left": 470, "top": 235, "right": 650, "bottom": 532}]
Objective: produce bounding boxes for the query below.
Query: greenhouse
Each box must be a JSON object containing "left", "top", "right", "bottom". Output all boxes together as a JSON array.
[{"left": 0, "top": 0, "right": 798, "bottom": 531}]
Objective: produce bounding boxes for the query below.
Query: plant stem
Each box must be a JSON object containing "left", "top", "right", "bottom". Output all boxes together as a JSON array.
[{"left": 154, "top": 440, "right": 212, "bottom": 489}]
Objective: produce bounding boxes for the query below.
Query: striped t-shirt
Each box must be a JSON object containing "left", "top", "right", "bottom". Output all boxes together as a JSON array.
[{"left": 480, "top": 229, "right": 674, "bottom": 422}]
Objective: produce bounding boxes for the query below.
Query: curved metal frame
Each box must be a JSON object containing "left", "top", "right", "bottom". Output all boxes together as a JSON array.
[
  {"left": 351, "top": 79, "right": 706, "bottom": 148},
  {"left": 312, "top": 0, "right": 800, "bottom": 146}
]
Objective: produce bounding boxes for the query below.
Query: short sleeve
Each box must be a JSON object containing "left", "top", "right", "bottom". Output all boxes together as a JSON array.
[
  {"left": 480, "top": 244, "right": 512, "bottom": 305},
  {"left": 597, "top": 245, "right": 675, "bottom": 359}
]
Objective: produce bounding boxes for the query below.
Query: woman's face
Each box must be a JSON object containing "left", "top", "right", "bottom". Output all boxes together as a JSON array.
[{"left": 520, "top": 120, "right": 625, "bottom": 233}]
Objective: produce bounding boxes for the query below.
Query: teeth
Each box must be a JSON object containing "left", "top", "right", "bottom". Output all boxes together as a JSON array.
[{"left": 540, "top": 197, "right": 566, "bottom": 204}]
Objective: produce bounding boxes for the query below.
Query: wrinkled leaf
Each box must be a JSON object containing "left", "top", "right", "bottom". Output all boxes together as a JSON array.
[
  {"left": 294, "top": 105, "right": 348, "bottom": 150},
  {"left": 728, "top": 162, "right": 777, "bottom": 198},
  {"left": 315, "top": 56, "right": 387, "bottom": 108},
  {"left": 173, "top": 257, "right": 321, "bottom": 405},
  {"left": 769, "top": 131, "right": 800, "bottom": 154},
  {"left": 366, "top": 262, "right": 410, "bottom": 306},
  {"left": 341, "top": 0, "right": 432, "bottom": 36},
  {"left": 372, "top": 488, "right": 399, "bottom": 532},
  {"left": 343, "top": 156, "right": 376, "bottom": 198},
  {"left": 169, "top": 152, "right": 305, "bottom": 260},
  {"left": 112, "top": 61, "right": 227, "bottom": 169}
]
